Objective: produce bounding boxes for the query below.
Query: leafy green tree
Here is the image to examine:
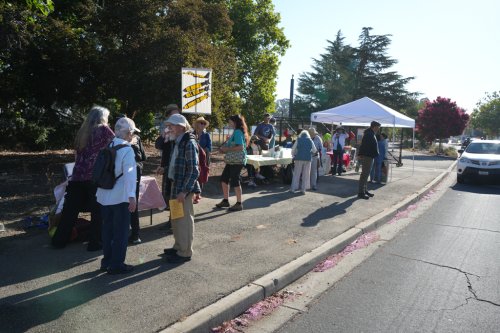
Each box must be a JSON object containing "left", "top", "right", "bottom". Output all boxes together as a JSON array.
[
  {"left": 0, "top": 0, "right": 289, "bottom": 149},
  {"left": 471, "top": 92, "right": 500, "bottom": 138},
  {"left": 296, "top": 27, "right": 418, "bottom": 115},
  {"left": 274, "top": 98, "right": 289, "bottom": 118},
  {"left": 416, "top": 97, "right": 469, "bottom": 146},
  {"left": 227, "top": 0, "right": 289, "bottom": 125}
]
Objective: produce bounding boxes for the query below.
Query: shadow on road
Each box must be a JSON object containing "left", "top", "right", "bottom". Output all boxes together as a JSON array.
[{"left": 0, "top": 256, "right": 175, "bottom": 333}]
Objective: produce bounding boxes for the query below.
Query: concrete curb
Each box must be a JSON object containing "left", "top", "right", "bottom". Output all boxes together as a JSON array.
[{"left": 161, "top": 161, "right": 457, "bottom": 333}]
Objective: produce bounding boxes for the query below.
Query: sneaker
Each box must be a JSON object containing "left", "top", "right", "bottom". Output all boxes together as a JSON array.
[
  {"left": 255, "top": 173, "right": 266, "bottom": 180},
  {"left": 107, "top": 264, "right": 134, "bottom": 275},
  {"left": 365, "top": 191, "right": 374, "bottom": 197},
  {"left": 163, "top": 248, "right": 177, "bottom": 256},
  {"left": 357, "top": 193, "right": 369, "bottom": 200},
  {"left": 228, "top": 202, "right": 243, "bottom": 211},
  {"left": 215, "top": 200, "right": 230, "bottom": 208},
  {"left": 166, "top": 254, "right": 191, "bottom": 264},
  {"left": 248, "top": 180, "right": 257, "bottom": 187},
  {"left": 128, "top": 237, "right": 141, "bottom": 245}
]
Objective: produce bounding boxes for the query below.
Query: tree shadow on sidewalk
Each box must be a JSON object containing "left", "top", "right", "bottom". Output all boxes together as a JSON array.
[
  {"left": 301, "top": 197, "right": 358, "bottom": 227},
  {"left": 0, "top": 256, "right": 175, "bottom": 333}
]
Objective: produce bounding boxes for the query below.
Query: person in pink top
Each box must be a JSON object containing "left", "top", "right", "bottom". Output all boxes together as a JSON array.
[{"left": 52, "top": 106, "right": 115, "bottom": 251}]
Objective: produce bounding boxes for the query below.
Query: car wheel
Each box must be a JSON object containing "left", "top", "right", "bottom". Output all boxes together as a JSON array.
[{"left": 457, "top": 174, "right": 465, "bottom": 184}]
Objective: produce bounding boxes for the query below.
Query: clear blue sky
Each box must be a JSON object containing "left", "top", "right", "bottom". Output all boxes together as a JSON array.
[{"left": 272, "top": 0, "right": 500, "bottom": 112}]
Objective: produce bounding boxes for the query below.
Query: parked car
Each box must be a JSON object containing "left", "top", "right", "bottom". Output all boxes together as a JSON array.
[{"left": 457, "top": 140, "right": 500, "bottom": 183}]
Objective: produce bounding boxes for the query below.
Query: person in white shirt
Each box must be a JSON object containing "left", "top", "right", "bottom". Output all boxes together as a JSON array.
[
  {"left": 331, "top": 126, "right": 349, "bottom": 176},
  {"left": 96, "top": 117, "right": 138, "bottom": 275}
]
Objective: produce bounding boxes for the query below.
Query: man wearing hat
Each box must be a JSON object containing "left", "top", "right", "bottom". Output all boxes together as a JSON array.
[
  {"left": 357, "top": 121, "right": 381, "bottom": 200},
  {"left": 155, "top": 104, "right": 181, "bottom": 210},
  {"left": 163, "top": 114, "right": 201, "bottom": 263},
  {"left": 331, "top": 126, "right": 349, "bottom": 176},
  {"left": 253, "top": 113, "right": 275, "bottom": 150}
]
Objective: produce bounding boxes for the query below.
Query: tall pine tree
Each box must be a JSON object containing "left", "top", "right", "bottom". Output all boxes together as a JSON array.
[{"left": 295, "top": 27, "right": 418, "bottom": 116}]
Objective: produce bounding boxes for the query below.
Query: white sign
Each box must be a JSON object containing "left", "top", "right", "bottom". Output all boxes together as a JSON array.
[{"left": 181, "top": 68, "right": 212, "bottom": 114}]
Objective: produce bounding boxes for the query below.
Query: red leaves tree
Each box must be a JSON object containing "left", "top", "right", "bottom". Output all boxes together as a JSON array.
[{"left": 416, "top": 97, "right": 470, "bottom": 143}]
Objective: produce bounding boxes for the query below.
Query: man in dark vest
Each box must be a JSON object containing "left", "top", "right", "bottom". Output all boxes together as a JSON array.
[{"left": 357, "top": 121, "right": 380, "bottom": 199}]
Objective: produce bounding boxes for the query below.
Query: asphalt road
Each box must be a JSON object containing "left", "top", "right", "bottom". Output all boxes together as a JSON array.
[{"left": 277, "top": 181, "right": 500, "bottom": 332}]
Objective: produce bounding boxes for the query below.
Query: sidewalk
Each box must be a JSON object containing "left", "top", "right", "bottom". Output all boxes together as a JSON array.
[{"left": 0, "top": 152, "right": 456, "bottom": 333}]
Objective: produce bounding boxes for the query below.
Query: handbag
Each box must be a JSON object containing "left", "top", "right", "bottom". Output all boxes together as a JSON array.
[
  {"left": 224, "top": 150, "right": 245, "bottom": 164},
  {"left": 224, "top": 132, "right": 245, "bottom": 164}
]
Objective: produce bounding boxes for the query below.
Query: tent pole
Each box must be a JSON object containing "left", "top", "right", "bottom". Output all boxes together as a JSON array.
[{"left": 412, "top": 128, "right": 415, "bottom": 176}]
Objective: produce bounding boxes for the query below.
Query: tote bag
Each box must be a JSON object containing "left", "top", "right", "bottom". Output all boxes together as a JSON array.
[{"left": 224, "top": 131, "right": 245, "bottom": 165}]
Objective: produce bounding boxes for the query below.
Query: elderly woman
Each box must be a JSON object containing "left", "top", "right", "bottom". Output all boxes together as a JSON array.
[
  {"left": 194, "top": 116, "right": 212, "bottom": 165},
  {"left": 52, "top": 106, "right": 115, "bottom": 250},
  {"left": 308, "top": 127, "right": 323, "bottom": 191},
  {"left": 290, "top": 130, "right": 317, "bottom": 194},
  {"left": 96, "top": 117, "right": 139, "bottom": 274}
]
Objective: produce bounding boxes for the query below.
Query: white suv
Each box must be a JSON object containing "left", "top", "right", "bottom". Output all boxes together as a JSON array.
[{"left": 457, "top": 140, "right": 500, "bottom": 183}]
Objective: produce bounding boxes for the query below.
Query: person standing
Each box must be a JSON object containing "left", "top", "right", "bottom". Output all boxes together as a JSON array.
[
  {"left": 52, "top": 106, "right": 115, "bottom": 251},
  {"left": 253, "top": 113, "right": 275, "bottom": 150},
  {"left": 194, "top": 116, "right": 212, "bottom": 166},
  {"left": 331, "top": 126, "right": 349, "bottom": 176},
  {"left": 269, "top": 117, "right": 277, "bottom": 149},
  {"left": 357, "top": 121, "right": 381, "bottom": 199},
  {"left": 162, "top": 114, "right": 201, "bottom": 264},
  {"left": 290, "top": 130, "right": 317, "bottom": 194},
  {"left": 308, "top": 128, "right": 323, "bottom": 190},
  {"left": 129, "top": 131, "right": 146, "bottom": 244},
  {"left": 370, "top": 133, "right": 387, "bottom": 184},
  {"left": 96, "top": 117, "right": 138, "bottom": 274},
  {"left": 155, "top": 104, "right": 181, "bottom": 210},
  {"left": 216, "top": 115, "right": 249, "bottom": 211}
]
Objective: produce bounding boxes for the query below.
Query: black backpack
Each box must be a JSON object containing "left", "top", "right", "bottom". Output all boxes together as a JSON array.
[{"left": 92, "top": 143, "right": 128, "bottom": 189}]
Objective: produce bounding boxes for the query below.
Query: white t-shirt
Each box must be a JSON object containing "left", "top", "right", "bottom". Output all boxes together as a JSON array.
[
  {"left": 332, "top": 133, "right": 348, "bottom": 150},
  {"left": 96, "top": 138, "right": 137, "bottom": 206}
]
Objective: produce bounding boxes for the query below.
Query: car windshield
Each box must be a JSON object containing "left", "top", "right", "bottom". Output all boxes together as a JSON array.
[{"left": 465, "top": 142, "right": 500, "bottom": 155}]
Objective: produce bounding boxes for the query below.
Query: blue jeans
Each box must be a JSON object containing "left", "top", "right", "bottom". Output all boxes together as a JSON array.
[
  {"left": 101, "top": 202, "right": 130, "bottom": 270},
  {"left": 370, "top": 156, "right": 383, "bottom": 182}
]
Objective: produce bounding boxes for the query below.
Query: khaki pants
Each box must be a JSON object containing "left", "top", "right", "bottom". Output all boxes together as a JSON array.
[
  {"left": 171, "top": 193, "right": 195, "bottom": 258},
  {"left": 358, "top": 156, "right": 374, "bottom": 194}
]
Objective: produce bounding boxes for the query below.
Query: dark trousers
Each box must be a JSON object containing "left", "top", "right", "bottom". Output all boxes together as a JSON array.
[
  {"left": 101, "top": 202, "right": 130, "bottom": 270},
  {"left": 162, "top": 167, "right": 172, "bottom": 208},
  {"left": 130, "top": 169, "right": 142, "bottom": 239},
  {"left": 358, "top": 156, "right": 374, "bottom": 194},
  {"left": 52, "top": 180, "right": 102, "bottom": 248},
  {"left": 332, "top": 149, "right": 344, "bottom": 175}
]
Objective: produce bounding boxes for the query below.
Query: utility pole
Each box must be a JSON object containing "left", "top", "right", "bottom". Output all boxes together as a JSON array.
[{"left": 289, "top": 75, "right": 294, "bottom": 120}]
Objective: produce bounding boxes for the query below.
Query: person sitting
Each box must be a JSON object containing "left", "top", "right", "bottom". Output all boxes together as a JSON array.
[{"left": 245, "top": 135, "right": 267, "bottom": 187}]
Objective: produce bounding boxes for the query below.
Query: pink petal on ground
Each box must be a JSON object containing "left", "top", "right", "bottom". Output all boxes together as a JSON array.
[{"left": 313, "top": 232, "right": 380, "bottom": 272}]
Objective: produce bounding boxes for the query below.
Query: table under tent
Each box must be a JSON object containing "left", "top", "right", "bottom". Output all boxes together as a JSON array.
[{"left": 310, "top": 97, "right": 416, "bottom": 178}]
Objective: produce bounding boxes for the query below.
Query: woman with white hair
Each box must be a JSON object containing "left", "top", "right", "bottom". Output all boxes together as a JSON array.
[
  {"left": 52, "top": 106, "right": 115, "bottom": 250},
  {"left": 290, "top": 130, "right": 317, "bottom": 193},
  {"left": 96, "top": 117, "right": 138, "bottom": 274}
]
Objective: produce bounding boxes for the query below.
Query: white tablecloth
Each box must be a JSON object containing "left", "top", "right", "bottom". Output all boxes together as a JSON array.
[{"left": 246, "top": 155, "right": 293, "bottom": 168}]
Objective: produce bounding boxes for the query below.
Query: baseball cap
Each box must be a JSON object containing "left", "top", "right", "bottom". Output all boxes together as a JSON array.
[
  {"left": 166, "top": 114, "right": 188, "bottom": 127},
  {"left": 115, "top": 117, "right": 140, "bottom": 133}
]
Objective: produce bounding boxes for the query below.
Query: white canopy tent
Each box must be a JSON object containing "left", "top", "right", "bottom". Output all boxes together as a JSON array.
[
  {"left": 310, "top": 96, "right": 416, "bottom": 176},
  {"left": 310, "top": 96, "right": 415, "bottom": 128}
]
